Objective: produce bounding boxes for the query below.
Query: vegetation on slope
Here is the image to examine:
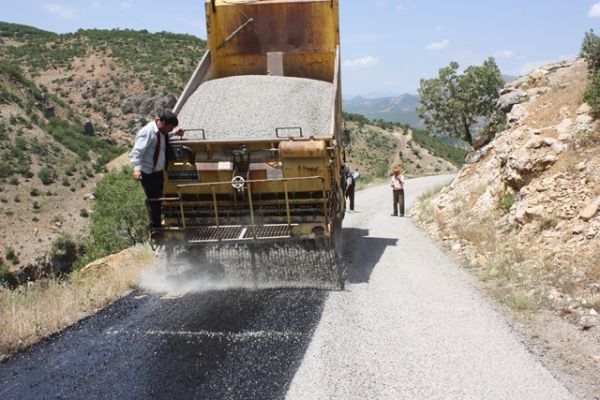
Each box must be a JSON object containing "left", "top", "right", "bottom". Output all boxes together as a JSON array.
[
  {"left": 417, "top": 58, "right": 504, "bottom": 146},
  {"left": 0, "top": 22, "right": 206, "bottom": 95},
  {"left": 344, "top": 112, "right": 467, "bottom": 172},
  {"left": 581, "top": 29, "right": 600, "bottom": 118}
]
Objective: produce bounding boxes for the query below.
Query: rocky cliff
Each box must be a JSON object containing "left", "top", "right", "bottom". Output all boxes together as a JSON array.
[{"left": 414, "top": 58, "right": 600, "bottom": 329}]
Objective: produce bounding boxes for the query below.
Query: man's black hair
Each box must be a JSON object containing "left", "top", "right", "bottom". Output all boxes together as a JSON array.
[{"left": 159, "top": 110, "right": 179, "bottom": 126}]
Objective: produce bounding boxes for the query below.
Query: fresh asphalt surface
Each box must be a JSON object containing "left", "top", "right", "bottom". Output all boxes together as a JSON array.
[{"left": 0, "top": 175, "right": 576, "bottom": 400}]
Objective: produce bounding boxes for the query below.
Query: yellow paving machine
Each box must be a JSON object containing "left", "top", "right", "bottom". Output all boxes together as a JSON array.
[{"left": 151, "top": 0, "right": 347, "bottom": 289}]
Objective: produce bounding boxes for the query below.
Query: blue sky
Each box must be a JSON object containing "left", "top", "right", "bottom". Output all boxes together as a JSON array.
[{"left": 1, "top": 1, "right": 598, "bottom": 97}]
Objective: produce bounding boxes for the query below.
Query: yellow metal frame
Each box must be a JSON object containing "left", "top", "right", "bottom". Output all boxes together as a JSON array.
[{"left": 161, "top": 175, "right": 330, "bottom": 238}]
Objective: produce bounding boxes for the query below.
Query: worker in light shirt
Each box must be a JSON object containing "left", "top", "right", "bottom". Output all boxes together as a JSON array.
[
  {"left": 390, "top": 166, "right": 405, "bottom": 217},
  {"left": 129, "top": 110, "right": 184, "bottom": 228}
]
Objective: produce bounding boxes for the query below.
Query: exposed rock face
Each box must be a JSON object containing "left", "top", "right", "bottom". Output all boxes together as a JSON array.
[
  {"left": 579, "top": 197, "right": 600, "bottom": 221},
  {"left": 498, "top": 134, "right": 567, "bottom": 190},
  {"left": 497, "top": 89, "right": 528, "bottom": 113},
  {"left": 121, "top": 92, "right": 176, "bottom": 117},
  {"left": 83, "top": 120, "right": 94, "bottom": 136},
  {"left": 414, "top": 58, "right": 600, "bottom": 329}
]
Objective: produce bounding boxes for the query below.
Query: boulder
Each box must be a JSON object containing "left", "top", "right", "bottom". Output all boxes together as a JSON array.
[
  {"left": 500, "top": 137, "right": 566, "bottom": 190},
  {"left": 528, "top": 68, "right": 549, "bottom": 88},
  {"left": 507, "top": 103, "right": 526, "bottom": 125},
  {"left": 83, "top": 120, "right": 94, "bottom": 136},
  {"left": 496, "top": 89, "right": 528, "bottom": 113},
  {"left": 579, "top": 197, "right": 600, "bottom": 221},
  {"left": 576, "top": 103, "right": 591, "bottom": 115}
]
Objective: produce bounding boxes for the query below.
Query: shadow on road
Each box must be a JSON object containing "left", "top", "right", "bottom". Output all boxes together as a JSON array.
[{"left": 342, "top": 228, "right": 398, "bottom": 284}]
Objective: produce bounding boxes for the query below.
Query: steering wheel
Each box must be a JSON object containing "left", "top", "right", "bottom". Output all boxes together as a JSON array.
[{"left": 231, "top": 176, "right": 246, "bottom": 191}]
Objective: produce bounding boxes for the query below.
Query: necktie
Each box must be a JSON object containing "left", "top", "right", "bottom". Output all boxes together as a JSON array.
[{"left": 153, "top": 132, "right": 161, "bottom": 170}]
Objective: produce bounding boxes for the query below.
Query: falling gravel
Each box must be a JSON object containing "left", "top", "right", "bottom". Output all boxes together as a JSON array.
[{"left": 177, "top": 75, "right": 334, "bottom": 140}]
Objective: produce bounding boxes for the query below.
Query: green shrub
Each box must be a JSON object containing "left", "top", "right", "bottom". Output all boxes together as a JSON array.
[
  {"left": 76, "top": 167, "right": 148, "bottom": 268},
  {"left": 5, "top": 247, "right": 15, "bottom": 260},
  {"left": 38, "top": 167, "right": 56, "bottom": 185},
  {"left": 50, "top": 235, "right": 78, "bottom": 274},
  {"left": 584, "top": 72, "right": 600, "bottom": 118},
  {"left": 30, "top": 188, "right": 40, "bottom": 196},
  {"left": 581, "top": 30, "right": 600, "bottom": 118},
  {"left": 497, "top": 192, "right": 515, "bottom": 211},
  {"left": 581, "top": 29, "right": 600, "bottom": 74},
  {"left": 80, "top": 208, "right": 89, "bottom": 218},
  {"left": 0, "top": 258, "right": 16, "bottom": 287}
]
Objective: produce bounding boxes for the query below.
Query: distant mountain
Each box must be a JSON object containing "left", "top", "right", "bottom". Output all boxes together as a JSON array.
[{"left": 343, "top": 94, "right": 422, "bottom": 127}]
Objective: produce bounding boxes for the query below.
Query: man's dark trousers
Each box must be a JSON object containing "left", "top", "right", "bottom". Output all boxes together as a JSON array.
[
  {"left": 141, "top": 171, "right": 164, "bottom": 228},
  {"left": 346, "top": 184, "right": 355, "bottom": 211},
  {"left": 393, "top": 189, "right": 405, "bottom": 216}
]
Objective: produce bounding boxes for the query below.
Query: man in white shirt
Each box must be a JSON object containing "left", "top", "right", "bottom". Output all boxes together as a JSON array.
[
  {"left": 390, "top": 166, "right": 405, "bottom": 216},
  {"left": 129, "top": 110, "right": 184, "bottom": 228},
  {"left": 344, "top": 164, "right": 355, "bottom": 211}
]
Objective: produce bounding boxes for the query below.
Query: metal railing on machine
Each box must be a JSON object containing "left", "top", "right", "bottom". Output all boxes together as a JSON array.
[{"left": 159, "top": 176, "right": 329, "bottom": 240}]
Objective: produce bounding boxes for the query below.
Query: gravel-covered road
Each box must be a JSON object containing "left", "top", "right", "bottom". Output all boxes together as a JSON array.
[{"left": 0, "top": 175, "right": 576, "bottom": 399}]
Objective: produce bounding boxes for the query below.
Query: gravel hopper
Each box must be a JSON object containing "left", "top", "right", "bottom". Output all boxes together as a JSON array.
[{"left": 150, "top": 0, "right": 347, "bottom": 289}]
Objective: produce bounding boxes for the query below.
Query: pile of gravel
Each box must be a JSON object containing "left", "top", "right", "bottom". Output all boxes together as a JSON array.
[{"left": 177, "top": 75, "right": 334, "bottom": 140}]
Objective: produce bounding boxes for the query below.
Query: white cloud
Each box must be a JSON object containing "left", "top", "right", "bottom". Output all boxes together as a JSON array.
[
  {"left": 436, "top": 26, "right": 444, "bottom": 32},
  {"left": 42, "top": 3, "right": 75, "bottom": 19},
  {"left": 588, "top": 3, "right": 600, "bottom": 17},
  {"left": 396, "top": 3, "right": 415, "bottom": 12},
  {"left": 494, "top": 50, "right": 516, "bottom": 59},
  {"left": 425, "top": 39, "right": 450, "bottom": 50},
  {"left": 343, "top": 56, "right": 380, "bottom": 70},
  {"left": 120, "top": 1, "right": 132, "bottom": 9}
]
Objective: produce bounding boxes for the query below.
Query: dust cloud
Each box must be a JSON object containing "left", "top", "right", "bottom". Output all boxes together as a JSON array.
[{"left": 138, "top": 244, "right": 343, "bottom": 294}]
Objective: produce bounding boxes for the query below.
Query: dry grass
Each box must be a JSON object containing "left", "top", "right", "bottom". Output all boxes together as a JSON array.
[
  {"left": 0, "top": 246, "right": 152, "bottom": 359},
  {"left": 576, "top": 125, "right": 600, "bottom": 147},
  {"left": 415, "top": 184, "right": 447, "bottom": 224}
]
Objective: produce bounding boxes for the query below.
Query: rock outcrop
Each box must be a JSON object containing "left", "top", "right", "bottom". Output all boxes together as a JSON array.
[{"left": 414, "top": 58, "right": 600, "bottom": 330}]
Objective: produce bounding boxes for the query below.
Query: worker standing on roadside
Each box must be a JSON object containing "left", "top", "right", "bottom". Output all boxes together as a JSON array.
[
  {"left": 344, "top": 164, "right": 355, "bottom": 211},
  {"left": 391, "top": 166, "right": 405, "bottom": 217},
  {"left": 129, "top": 110, "right": 184, "bottom": 228}
]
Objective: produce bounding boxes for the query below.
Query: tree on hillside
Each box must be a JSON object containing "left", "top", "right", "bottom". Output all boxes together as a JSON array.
[
  {"left": 581, "top": 29, "right": 600, "bottom": 118},
  {"left": 581, "top": 29, "right": 600, "bottom": 74},
  {"left": 416, "top": 57, "right": 503, "bottom": 147},
  {"left": 77, "top": 167, "right": 148, "bottom": 267}
]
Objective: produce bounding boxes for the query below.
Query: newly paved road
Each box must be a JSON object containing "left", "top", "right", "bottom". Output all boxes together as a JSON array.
[{"left": 0, "top": 175, "right": 576, "bottom": 399}]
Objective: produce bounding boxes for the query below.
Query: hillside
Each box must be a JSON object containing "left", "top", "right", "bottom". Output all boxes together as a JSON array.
[
  {"left": 415, "top": 58, "right": 599, "bottom": 325},
  {"left": 413, "top": 58, "right": 600, "bottom": 396},
  {"left": 0, "top": 22, "right": 462, "bottom": 282},
  {"left": 343, "top": 114, "right": 462, "bottom": 182},
  {"left": 343, "top": 94, "right": 422, "bottom": 127},
  {"left": 0, "top": 23, "right": 206, "bottom": 281}
]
